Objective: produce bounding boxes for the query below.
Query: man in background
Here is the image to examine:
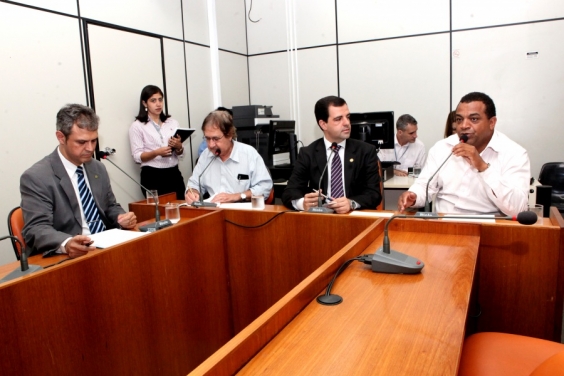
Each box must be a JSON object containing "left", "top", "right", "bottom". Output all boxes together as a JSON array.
[
  {"left": 378, "top": 114, "right": 426, "bottom": 176},
  {"left": 20, "top": 104, "right": 137, "bottom": 258},
  {"left": 282, "top": 95, "right": 381, "bottom": 213},
  {"left": 398, "top": 92, "right": 530, "bottom": 216}
]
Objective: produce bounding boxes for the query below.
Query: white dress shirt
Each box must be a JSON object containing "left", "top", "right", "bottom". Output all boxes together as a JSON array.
[
  {"left": 129, "top": 117, "right": 183, "bottom": 168},
  {"left": 378, "top": 137, "right": 426, "bottom": 172},
  {"left": 57, "top": 148, "right": 94, "bottom": 252},
  {"left": 407, "top": 131, "right": 530, "bottom": 216},
  {"left": 186, "top": 140, "right": 273, "bottom": 199}
]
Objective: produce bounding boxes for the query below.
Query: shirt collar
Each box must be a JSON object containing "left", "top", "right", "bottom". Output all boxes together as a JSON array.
[
  {"left": 323, "top": 137, "right": 346, "bottom": 151},
  {"left": 57, "top": 146, "right": 83, "bottom": 179}
]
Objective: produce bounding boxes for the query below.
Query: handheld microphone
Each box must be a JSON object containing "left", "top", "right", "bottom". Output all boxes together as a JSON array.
[
  {"left": 308, "top": 142, "right": 338, "bottom": 214},
  {"left": 96, "top": 149, "right": 172, "bottom": 232},
  {"left": 0, "top": 236, "right": 42, "bottom": 283},
  {"left": 192, "top": 148, "right": 221, "bottom": 208},
  {"left": 424, "top": 134, "right": 468, "bottom": 212}
]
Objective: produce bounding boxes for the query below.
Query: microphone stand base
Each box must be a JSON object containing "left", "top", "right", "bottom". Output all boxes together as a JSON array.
[
  {"left": 0, "top": 264, "right": 43, "bottom": 283},
  {"left": 307, "top": 206, "right": 334, "bottom": 214},
  {"left": 192, "top": 202, "right": 218, "bottom": 208},
  {"left": 139, "top": 219, "right": 173, "bottom": 232},
  {"left": 316, "top": 294, "right": 343, "bottom": 305},
  {"left": 371, "top": 247, "right": 424, "bottom": 274}
]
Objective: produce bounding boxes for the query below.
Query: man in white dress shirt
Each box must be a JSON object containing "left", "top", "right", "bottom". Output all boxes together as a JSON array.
[
  {"left": 185, "top": 110, "right": 273, "bottom": 204},
  {"left": 398, "top": 92, "right": 530, "bottom": 216},
  {"left": 378, "top": 114, "right": 426, "bottom": 176}
]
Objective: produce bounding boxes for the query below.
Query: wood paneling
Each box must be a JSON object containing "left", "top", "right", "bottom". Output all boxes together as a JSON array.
[
  {"left": 478, "top": 221, "right": 561, "bottom": 340},
  {"left": 224, "top": 210, "right": 378, "bottom": 332},
  {"left": 0, "top": 211, "right": 232, "bottom": 376},
  {"left": 193, "top": 219, "right": 481, "bottom": 376}
]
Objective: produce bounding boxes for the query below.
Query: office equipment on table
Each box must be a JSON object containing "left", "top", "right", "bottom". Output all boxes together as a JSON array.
[{"left": 349, "top": 111, "right": 395, "bottom": 150}]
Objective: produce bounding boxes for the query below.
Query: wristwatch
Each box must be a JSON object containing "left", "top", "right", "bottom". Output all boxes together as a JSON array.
[
  {"left": 240, "top": 193, "right": 246, "bottom": 202},
  {"left": 349, "top": 199, "right": 359, "bottom": 211}
]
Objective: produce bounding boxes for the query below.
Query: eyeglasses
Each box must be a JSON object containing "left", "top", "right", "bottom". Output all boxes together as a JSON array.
[{"left": 204, "top": 135, "right": 225, "bottom": 143}]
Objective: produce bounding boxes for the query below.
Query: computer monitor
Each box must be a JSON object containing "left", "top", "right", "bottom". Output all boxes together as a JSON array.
[
  {"left": 349, "top": 111, "right": 394, "bottom": 150},
  {"left": 236, "top": 125, "right": 270, "bottom": 164},
  {"left": 268, "top": 120, "right": 297, "bottom": 167}
]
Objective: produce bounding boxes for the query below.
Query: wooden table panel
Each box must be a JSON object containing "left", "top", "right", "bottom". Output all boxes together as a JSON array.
[
  {"left": 235, "top": 221, "right": 480, "bottom": 376},
  {"left": 0, "top": 211, "right": 232, "bottom": 376},
  {"left": 224, "top": 210, "right": 379, "bottom": 333},
  {"left": 478, "top": 222, "right": 561, "bottom": 339}
]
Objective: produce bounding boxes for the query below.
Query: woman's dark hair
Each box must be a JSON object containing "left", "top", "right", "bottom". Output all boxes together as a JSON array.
[
  {"left": 444, "top": 110, "right": 456, "bottom": 138},
  {"left": 135, "top": 85, "right": 171, "bottom": 123}
]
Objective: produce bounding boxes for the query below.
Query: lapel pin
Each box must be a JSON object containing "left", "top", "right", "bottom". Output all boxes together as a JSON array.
[
  {"left": 94, "top": 175, "right": 99, "bottom": 179},
  {"left": 350, "top": 158, "right": 354, "bottom": 163}
]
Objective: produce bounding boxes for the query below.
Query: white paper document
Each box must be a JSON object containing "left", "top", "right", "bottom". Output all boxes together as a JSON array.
[
  {"left": 89, "top": 228, "right": 150, "bottom": 249},
  {"left": 440, "top": 214, "right": 495, "bottom": 223},
  {"left": 349, "top": 211, "right": 395, "bottom": 218}
]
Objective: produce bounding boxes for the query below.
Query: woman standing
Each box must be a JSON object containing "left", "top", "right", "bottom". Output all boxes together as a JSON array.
[{"left": 129, "top": 85, "right": 186, "bottom": 199}]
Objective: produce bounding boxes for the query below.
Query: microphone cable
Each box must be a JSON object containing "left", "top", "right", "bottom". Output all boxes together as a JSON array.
[
  {"left": 224, "top": 210, "right": 293, "bottom": 229},
  {"left": 316, "top": 255, "right": 371, "bottom": 306}
]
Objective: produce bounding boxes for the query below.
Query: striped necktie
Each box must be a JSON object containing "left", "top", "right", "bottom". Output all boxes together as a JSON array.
[
  {"left": 330, "top": 145, "right": 344, "bottom": 198},
  {"left": 76, "top": 166, "right": 106, "bottom": 234}
]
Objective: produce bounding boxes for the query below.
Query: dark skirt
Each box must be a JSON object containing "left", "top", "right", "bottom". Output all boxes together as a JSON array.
[{"left": 140, "top": 165, "right": 186, "bottom": 200}]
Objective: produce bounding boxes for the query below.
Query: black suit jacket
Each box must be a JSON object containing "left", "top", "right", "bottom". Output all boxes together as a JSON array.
[
  {"left": 20, "top": 148, "right": 125, "bottom": 256},
  {"left": 282, "top": 138, "right": 381, "bottom": 209}
]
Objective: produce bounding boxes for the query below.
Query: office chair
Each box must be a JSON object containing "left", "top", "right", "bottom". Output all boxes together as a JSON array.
[
  {"left": 265, "top": 188, "right": 275, "bottom": 205},
  {"left": 458, "top": 332, "right": 564, "bottom": 376},
  {"left": 538, "top": 162, "right": 564, "bottom": 212},
  {"left": 7, "top": 206, "right": 25, "bottom": 260},
  {"left": 377, "top": 159, "right": 385, "bottom": 210}
]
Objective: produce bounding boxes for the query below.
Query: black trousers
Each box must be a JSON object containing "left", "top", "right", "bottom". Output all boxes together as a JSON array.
[{"left": 140, "top": 165, "right": 186, "bottom": 200}]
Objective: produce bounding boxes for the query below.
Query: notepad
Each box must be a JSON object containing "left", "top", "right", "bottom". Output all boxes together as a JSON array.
[
  {"left": 88, "top": 228, "right": 149, "bottom": 248},
  {"left": 173, "top": 128, "right": 195, "bottom": 143}
]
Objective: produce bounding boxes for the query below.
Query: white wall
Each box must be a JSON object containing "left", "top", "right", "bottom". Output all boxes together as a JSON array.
[
  {"left": 0, "top": 3, "right": 87, "bottom": 264},
  {"left": 245, "top": 0, "right": 564, "bottom": 182}
]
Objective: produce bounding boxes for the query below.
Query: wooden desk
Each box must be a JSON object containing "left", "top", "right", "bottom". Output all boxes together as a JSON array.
[
  {"left": 1, "top": 207, "right": 562, "bottom": 375},
  {"left": 0, "top": 209, "right": 377, "bottom": 375},
  {"left": 193, "top": 219, "right": 481, "bottom": 375}
]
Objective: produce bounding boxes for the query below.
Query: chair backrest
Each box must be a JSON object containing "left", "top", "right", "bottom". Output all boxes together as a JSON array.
[
  {"left": 377, "top": 159, "right": 385, "bottom": 210},
  {"left": 538, "top": 162, "right": 564, "bottom": 192},
  {"left": 7, "top": 206, "right": 25, "bottom": 260},
  {"left": 265, "top": 188, "right": 275, "bottom": 205},
  {"left": 538, "top": 162, "right": 564, "bottom": 210}
]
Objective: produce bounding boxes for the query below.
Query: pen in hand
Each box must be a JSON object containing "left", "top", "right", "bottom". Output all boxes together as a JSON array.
[{"left": 313, "top": 189, "right": 334, "bottom": 202}]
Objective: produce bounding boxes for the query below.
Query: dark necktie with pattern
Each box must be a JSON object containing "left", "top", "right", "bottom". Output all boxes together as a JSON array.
[
  {"left": 76, "top": 166, "right": 105, "bottom": 234},
  {"left": 330, "top": 145, "right": 344, "bottom": 198}
]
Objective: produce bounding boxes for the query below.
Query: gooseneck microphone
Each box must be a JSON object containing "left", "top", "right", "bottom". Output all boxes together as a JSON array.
[
  {"left": 414, "top": 210, "right": 539, "bottom": 225},
  {"left": 316, "top": 209, "right": 538, "bottom": 305},
  {"left": 308, "top": 142, "right": 338, "bottom": 214},
  {"left": 192, "top": 148, "right": 221, "bottom": 208},
  {"left": 96, "top": 149, "right": 172, "bottom": 232},
  {"left": 0, "top": 236, "right": 42, "bottom": 283},
  {"left": 424, "top": 134, "right": 469, "bottom": 212},
  {"left": 373, "top": 209, "right": 537, "bottom": 274}
]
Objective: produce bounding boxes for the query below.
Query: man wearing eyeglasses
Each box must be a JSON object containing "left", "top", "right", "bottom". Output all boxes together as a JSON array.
[{"left": 184, "top": 110, "right": 273, "bottom": 204}]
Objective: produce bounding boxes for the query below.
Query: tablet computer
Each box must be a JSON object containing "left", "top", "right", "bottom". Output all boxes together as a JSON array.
[{"left": 173, "top": 128, "right": 195, "bottom": 143}]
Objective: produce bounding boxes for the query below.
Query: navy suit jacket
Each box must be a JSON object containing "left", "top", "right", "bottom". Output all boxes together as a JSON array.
[
  {"left": 20, "top": 148, "right": 125, "bottom": 256},
  {"left": 282, "top": 138, "right": 382, "bottom": 209}
]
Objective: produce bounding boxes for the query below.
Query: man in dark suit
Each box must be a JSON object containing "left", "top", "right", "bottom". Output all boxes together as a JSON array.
[
  {"left": 282, "top": 96, "right": 381, "bottom": 213},
  {"left": 20, "top": 104, "right": 137, "bottom": 258}
]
